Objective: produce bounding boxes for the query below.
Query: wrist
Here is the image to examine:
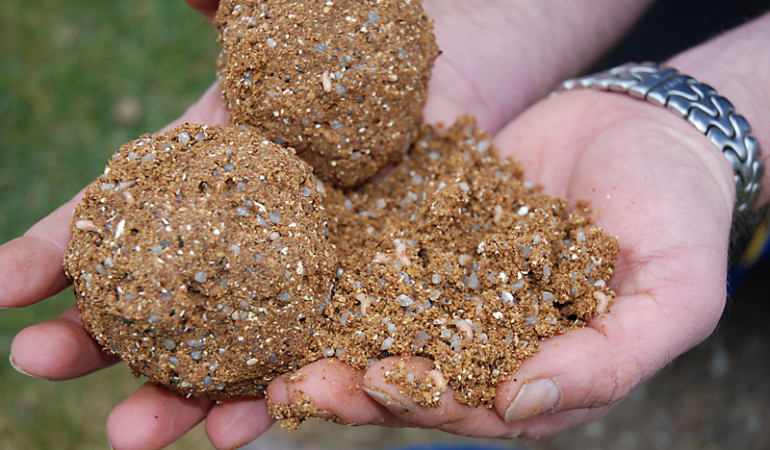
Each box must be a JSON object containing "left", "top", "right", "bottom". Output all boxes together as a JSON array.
[
  {"left": 424, "top": 0, "right": 653, "bottom": 133},
  {"left": 558, "top": 62, "right": 762, "bottom": 219},
  {"left": 665, "top": 12, "right": 770, "bottom": 206}
]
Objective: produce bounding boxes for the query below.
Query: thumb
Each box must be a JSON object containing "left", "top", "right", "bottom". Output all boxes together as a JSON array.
[{"left": 495, "top": 288, "right": 724, "bottom": 424}]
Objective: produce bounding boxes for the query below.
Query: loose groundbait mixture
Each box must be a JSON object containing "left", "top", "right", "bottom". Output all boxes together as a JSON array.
[{"left": 64, "top": 0, "right": 618, "bottom": 426}]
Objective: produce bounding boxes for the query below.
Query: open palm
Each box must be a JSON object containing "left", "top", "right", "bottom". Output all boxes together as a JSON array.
[{"left": 262, "top": 89, "right": 735, "bottom": 439}]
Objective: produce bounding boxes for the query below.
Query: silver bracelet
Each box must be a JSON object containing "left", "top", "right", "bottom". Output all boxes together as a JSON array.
[{"left": 555, "top": 62, "right": 763, "bottom": 217}]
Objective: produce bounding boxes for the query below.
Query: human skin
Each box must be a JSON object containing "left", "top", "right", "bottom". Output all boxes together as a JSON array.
[
  {"left": 184, "top": 0, "right": 654, "bottom": 135},
  {"left": 329, "top": 10, "right": 770, "bottom": 438},
  {"left": 4, "top": 1, "right": 770, "bottom": 449}
]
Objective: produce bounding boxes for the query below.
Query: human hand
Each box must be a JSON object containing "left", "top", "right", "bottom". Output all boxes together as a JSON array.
[
  {"left": 261, "top": 9, "right": 770, "bottom": 442},
  {"left": 0, "top": 4, "right": 526, "bottom": 448},
  {"left": 0, "top": 0, "right": 524, "bottom": 446},
  {"left": 264, "top": 82, "right": 736, "bottom": 439},
  {"left": 266, "top": 10, "right": 770, "bottom": 438},
  {"left": 0, "top": 0, "right": 503, "bottom": 446}
]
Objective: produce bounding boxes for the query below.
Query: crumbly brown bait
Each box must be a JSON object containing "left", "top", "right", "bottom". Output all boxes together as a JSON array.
[
  {"left": 64, "top": 119, "right": 617, "bottom": 421},
  {"left": 64, "top": 0, "right": 620, "bottom": 428},
  {"left": 64, "top": 124, "right": 337, "bottom": 400},
  {"left": 265, "top": 118, "right": 618, "bottom": 429},
  {"left": 320, "top": 117, "right": 618, "bottom": 409},
  {"left": 214, "top": 0, "right": 440, "bottom": 187}
]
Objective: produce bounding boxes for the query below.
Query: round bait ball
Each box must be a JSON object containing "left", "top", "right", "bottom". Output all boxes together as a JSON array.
[
  {"left": 215, "top": 0, "right": 440, "bottom": 187},
  {"left": 64, "top": 124, "right": 337, "bottom": 400}
]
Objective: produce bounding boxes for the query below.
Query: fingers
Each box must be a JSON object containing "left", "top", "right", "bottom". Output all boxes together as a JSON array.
[
  {"left": 0, "top": 236, "right": 69, "bottom": 308},
  {"left": 9, "top": 305, "right": 118, "bottom": 379},
  {"left": 362, "top": 277, "right": 726, "bottom": 437},
  {"left": 161, "top": 81, "right": 229, "bottom": 132},
  {"left": 1, "top": 81, "right": 228, "bottom": 310},
  {"left": 0, "top": 192, "right": 83, "bottom": 308},
  {"left": 266, "top": 358, "right": 410, "bottom": 428},
  {"left": 363, "top": 357, "right": 508, "bottom": 436},
  {"left": 184, "top": 0, "right": 220, "bottom": 22},
  {"left": 3, "top": 190, "right": 116, "bottom": 381},
  {"left": 107, "top": 383, "right": 212, "bottom": 450},
  {"left": 361, "top": 355, "right": 614, "bottom": 439},
  {"left": 10, "top": 297, "right": 270, "bottom": 449},
  {"left": 492, "top": 289, "right": 719, "bottom": 426},
  {"left": 267, "top": 356, "right": 517, "bottom": 436},
  {"left": 205, "top": 399, "right": 274, "bottom": 450}
]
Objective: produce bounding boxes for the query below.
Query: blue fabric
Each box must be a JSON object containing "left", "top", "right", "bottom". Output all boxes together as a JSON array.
[{"left": 728, "top": 234, "right": 770, "bottom": 295}]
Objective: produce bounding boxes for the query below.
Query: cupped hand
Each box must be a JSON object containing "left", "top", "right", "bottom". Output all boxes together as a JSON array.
[{"left": 265, "top": 89, "right": 736, "bottom": 438}]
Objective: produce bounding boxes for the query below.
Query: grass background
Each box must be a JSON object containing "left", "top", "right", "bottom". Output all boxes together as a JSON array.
[
  {"left": 1, "top": 1, "right": 769, "bottom": 449},
  {"left": 0, "top": 1, "right": 219, "bottom": 448}
]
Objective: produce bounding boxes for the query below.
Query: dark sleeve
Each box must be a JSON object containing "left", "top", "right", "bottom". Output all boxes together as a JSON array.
[{"left": 595, "top": 0, "right": 770, "bottom": 70}]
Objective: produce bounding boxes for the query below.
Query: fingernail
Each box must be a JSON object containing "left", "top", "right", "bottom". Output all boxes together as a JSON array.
[
  {"left": 362, "top": 387, "right": 409, "bottom": 413},
  {"left": 9, "top": 353, "right": 39, "bottom": 378},
  {"left": 504, "top": 378, "right": 560, "bottom": 423}
]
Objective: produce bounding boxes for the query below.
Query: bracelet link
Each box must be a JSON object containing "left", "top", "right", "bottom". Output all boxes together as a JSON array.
[
  {"left": 648, "top": 75, "right": 697, "bottom": 110},
  {"left": 629, "top": 67, "right": 678, "bottom": 100},
  {"left": 556, "top": 62, "right": 763, "bottom": 217}
]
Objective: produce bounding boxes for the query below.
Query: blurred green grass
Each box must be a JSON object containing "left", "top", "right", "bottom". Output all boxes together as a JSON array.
[{"left": 0, "top": 1, "right": 218, "bottom": 447}]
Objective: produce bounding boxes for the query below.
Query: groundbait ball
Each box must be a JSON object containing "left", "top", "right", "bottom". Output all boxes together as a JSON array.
[
  {"left": 64, "top": 123, "right": 337, "bottom": 400},
  {"left": 214, "top": 0, "right": 440, "bottom": 187}
]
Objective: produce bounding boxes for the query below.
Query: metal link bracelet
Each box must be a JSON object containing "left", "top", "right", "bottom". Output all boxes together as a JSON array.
[{"left": 555, "top": 62, "right": 764, "bottom": 217}]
